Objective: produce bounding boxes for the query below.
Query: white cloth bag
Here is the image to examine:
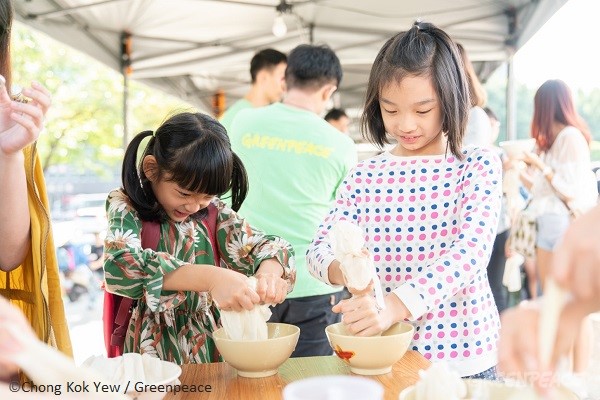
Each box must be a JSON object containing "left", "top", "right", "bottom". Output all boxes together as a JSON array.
[
  {"left": 220, "top": 276, "right": 272, "bottom": 341},
  {"left": 329, "top": 221, "right": 375, "bottom": 291}
]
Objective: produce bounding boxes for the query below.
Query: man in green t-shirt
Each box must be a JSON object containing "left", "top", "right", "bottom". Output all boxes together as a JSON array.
[
  {"left": 230, "top": 44, "right": 357, "bottom": 357},
  {"left": 219, "top": 48, "right": 287, "bottom": 132}
]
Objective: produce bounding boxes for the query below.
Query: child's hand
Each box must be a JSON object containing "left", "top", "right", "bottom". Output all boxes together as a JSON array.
[
  {"left": 345, "top": 280, "right": 374, "bottom": 297},
  {"left": 254, "top": 258, "right": 288, "bottom": 304},
  {"left": 254, "top": 272, "right": 287, "bottom": 304},
  {"left": 332, "top": 294, "right": 391, "bottom": 337},
  {"left": 210, "top": 269, "right": 260, "bottom": 312}
]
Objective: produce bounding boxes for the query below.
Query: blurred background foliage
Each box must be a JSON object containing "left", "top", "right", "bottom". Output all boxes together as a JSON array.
[{"left": 12, "top": 23, "right": 194, "bottom": 177}]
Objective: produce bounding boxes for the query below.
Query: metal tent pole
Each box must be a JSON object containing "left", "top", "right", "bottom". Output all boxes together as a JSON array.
[{"left": 506, "top": 54, "right": 517, "bottom": 141}]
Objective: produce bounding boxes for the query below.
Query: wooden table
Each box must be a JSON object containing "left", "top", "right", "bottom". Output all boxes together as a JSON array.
[{"left": 165, "top": 350, "right": 430, "bottom": 400}]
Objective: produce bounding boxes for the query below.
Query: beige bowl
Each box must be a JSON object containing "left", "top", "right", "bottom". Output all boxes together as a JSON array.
[
  {"left": 325, "top": 322, "right": 414, "bottom": 375},
  {"left": 213, "top": 322, "right": 300, "bottom": 378},
  {"left": 499, "top": 138, "right": 536, "bottom": 159},
  {"left": 399, "top": 378, "right": 578, "bottom": 400}
]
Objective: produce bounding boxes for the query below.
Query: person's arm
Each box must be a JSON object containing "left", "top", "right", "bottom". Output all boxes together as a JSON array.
[
  {"left": 0, "top": 152, "right": 30, "bottom": 271},
  {"left": 498, "top": 203, "right": 600, "bottom": 391},
  {"left": 162, "top": 264, "right": 260, "bottom": 311},
  {"left": 0, "top": 296, "right": 129, "bottom": 399},
  {"left": 0, "top": 81, "right": 51, "bottom": 271}
]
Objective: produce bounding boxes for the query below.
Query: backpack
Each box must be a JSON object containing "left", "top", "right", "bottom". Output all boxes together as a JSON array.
[{"left": 102, "top": 204, "right": 220, "bottom": 357}]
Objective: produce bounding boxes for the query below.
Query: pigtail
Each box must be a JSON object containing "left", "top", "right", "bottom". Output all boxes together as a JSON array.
[
  {"left": 229, "top": 152, "right": 249, "bottom": 212},
  {"left": 121, "top": 130, "right": 160, "bottom": 220}
]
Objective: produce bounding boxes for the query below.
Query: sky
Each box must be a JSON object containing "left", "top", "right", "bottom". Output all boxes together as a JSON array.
[{"left": 513, "top": 0, "right": 600, "bottom": 90}]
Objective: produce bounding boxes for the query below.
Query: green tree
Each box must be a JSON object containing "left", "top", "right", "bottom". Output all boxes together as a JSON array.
[
  {"left": 485, "top": 68, "right": 535, "bottom": 142},
  {"left": 11, "top": 23, "right": 194, "bottom": 175},
  {"left": 485, "top": 69, "right": 600, "bottom": 161},
  {"left": 577, "top": 88, "right": 600, "bottom": 140}
]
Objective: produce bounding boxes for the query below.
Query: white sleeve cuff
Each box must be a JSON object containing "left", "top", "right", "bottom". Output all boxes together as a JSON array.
[{"left": 392, "top": 284, "right": 428, "bottom": 321}]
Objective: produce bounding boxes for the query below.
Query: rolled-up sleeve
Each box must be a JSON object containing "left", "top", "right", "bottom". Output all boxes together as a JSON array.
[{"left": 306, "top": 173, "right": 358, "bottom": 287}]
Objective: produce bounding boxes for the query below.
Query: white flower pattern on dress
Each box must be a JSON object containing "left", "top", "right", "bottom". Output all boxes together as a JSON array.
[
  {"left": 176, "top": 219, "right": 199, "bottom": 241},
  {"left": 107, "top": 190, "right": 129, "bottom": 215},
  {"left": 226, "top": 229, "right": 263, "bottom": 265},
  {"left": 105, "top": 228, "right": 141, "bottom": 250}
]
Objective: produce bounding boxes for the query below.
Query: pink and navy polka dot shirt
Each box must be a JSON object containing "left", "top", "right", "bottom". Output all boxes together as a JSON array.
[{"left": 307, "top": 147, "right": 503, "bottom": 376}]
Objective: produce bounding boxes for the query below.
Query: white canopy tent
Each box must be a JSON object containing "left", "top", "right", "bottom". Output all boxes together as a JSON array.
[{"left": 15, "top": 0, "right": 569, "bottom": 142}]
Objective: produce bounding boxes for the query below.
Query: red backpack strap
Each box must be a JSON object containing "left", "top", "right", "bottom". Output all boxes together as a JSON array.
[
  {"left": 141, "top": 220, "right": 161, "bottom": 250},
  {"left": 203, "top": 203, "right": 220, "bottom": 267},
  {"left": 106, "top": 220, "right": 161, "bottom": 357}
]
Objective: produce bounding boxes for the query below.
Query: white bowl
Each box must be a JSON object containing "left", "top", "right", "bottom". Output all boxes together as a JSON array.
[
  {"left": 83, "top": 353, "right": 181, "bottom": 400},
  {"left": 399, "top": 378, "right": 578, "bottom": 400},
  {"left": 499, "top": 138, "right": 536, "bottom": 159},
  {"left": 213, "top": 322, "right": 300, "bottom": 378},
  {"left": 325, "top": 322, "right": 414, "bottom": 375},
  {"left": 283, "top": 375, "right": 384, "bottom": 400}
]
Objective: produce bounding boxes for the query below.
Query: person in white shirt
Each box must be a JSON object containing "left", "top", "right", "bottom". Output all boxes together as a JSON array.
[
  {"left": 519, "top": 79, "right": 598, "bottom": 372},
  {"left": 457, "top": 43, "right": 492, "bottom": 149}
]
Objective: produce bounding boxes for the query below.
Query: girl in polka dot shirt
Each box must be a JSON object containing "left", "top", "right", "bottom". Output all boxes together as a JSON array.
[{"left": 306, "top": 21, "right": 503, "bottom": 379}]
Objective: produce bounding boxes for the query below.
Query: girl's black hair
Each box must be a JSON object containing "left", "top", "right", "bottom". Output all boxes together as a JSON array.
[
  {"left": 361, "top": 20, "right": 470, "bottom": 159},
  {"left": 122, "top": 112, "right": 248, "bottom": 221}
]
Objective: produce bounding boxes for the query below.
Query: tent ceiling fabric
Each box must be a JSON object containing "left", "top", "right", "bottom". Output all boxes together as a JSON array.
[{"left": 15, "top": 0, "right": 568, "bottom": 110}]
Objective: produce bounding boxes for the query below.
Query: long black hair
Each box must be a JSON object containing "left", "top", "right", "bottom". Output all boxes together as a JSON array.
[{"left": 122, "top": 112, "right": 248, "bottom": 221}]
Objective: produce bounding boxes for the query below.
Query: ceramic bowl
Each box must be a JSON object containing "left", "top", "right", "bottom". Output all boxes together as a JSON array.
[
  {"left": 83, "top": 353, "right": 181, "bottom": 400},
  {"left": 499, "top": 138, "right": 536, "bottom": 159},
  {"left": 399, "top": 378, "right": 578, "bottom": 400},
  {"left": 213, "top": 322, "right": 300, "bottom": 378},
  {"left": 325, "top": 322, "right": 414, "bottom": 375},
  {"left": 283, "top": 375, "right": 384, "bottom": 400}
]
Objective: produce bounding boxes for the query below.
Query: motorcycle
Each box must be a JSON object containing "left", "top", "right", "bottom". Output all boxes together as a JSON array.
[{"left": 57, "top": 242, "right": 102, "bottom": 304}]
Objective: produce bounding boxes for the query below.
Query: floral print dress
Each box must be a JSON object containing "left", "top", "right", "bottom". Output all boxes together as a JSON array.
[{"left": 103, "top": 189, "right": 295, "bottom": 364}]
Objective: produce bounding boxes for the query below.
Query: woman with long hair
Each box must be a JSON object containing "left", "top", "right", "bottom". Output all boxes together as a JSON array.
[
  {"left": 520, "top": 79, "right": 598, "bottom": 372},
  {"left": 521, "top": 80, "right": 597, "bottom": 289}
]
